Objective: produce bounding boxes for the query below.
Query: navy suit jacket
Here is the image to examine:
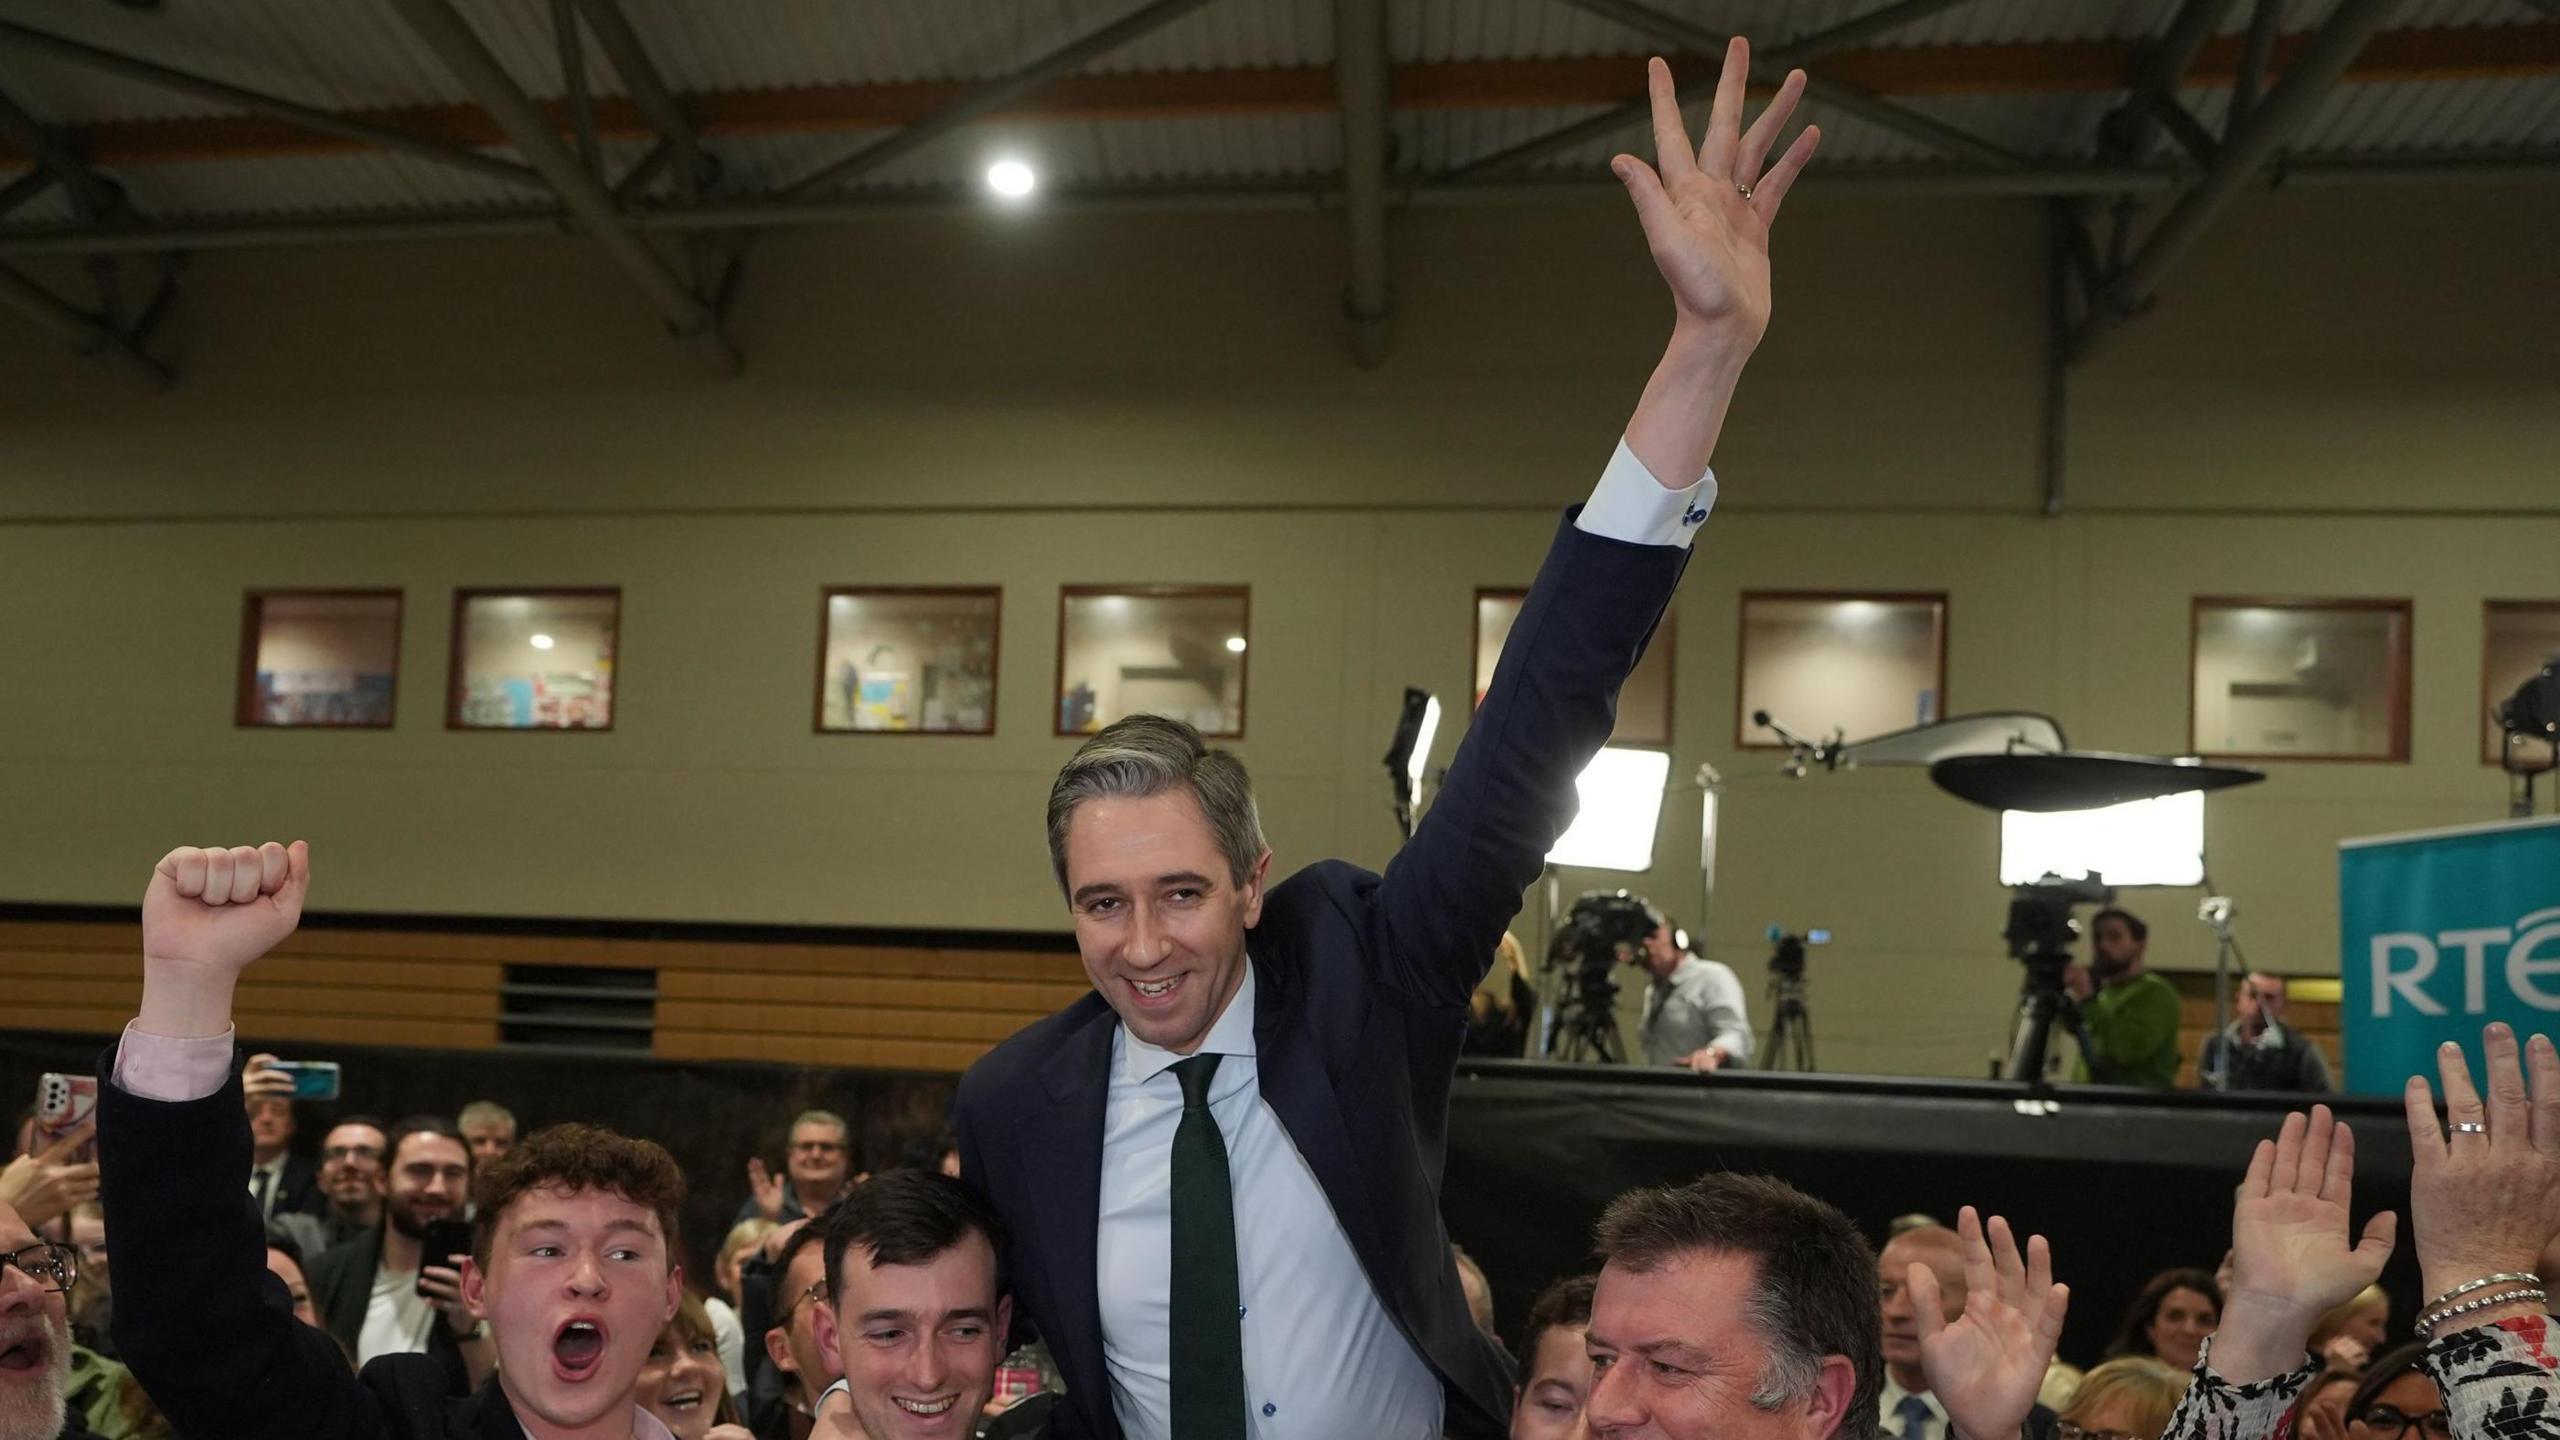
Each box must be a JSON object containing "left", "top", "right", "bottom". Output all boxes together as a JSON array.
[{"left": 954, "top": 511, "right": 1689, "bottom": 1440}]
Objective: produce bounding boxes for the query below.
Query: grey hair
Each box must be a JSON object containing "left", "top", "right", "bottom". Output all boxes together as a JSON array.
[
  {"left": 456, "top": 1101, "right": 516, "bottom": 1135},
  {"left": 1046, "top": 713, "right": 1267, "bottom": 900},
  {"left": 790, "top": 1109, "right": 850, "bottom": 1141}
]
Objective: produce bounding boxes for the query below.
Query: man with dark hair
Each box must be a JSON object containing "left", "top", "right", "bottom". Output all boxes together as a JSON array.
[
  {"left": 241, "top": 1053, "right": 326, "bottom": 1222},
  {"left": 315, "top": 1115, "right": 389, "bottom": 1251},
  {"left": 306, "top": 1113, "right": 486, "bottom": 1390},
  {"left": 1586, "top": 1173, "right": 1883, "bottom": 1440},
  {"left": 954, "top": 45, "right": 1826, "bottom": 1439},
  {"left": 1511, "top": 1274, "right": 1598, "bottom": 1440},
  {"left": 808, "top": 1170, "right": 1015, "bottom": 1440},
  {"left": 748, "top": 1219, "right": 845, "bottom": 1440},
  {"left": 1630, "top": 904, "right": 1753, "bottom": 1072},
  {"left": 2196, "top": 973, "right": 2333, "bottom": 1093},
  {"left": 98, "top": 840, "right": 692, "bottom": 1440},
  {"left": 2063, "top": 908, "right": 2180, "bottom": 1088}
]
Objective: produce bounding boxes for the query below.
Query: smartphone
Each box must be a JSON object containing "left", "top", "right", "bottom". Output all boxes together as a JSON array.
[
  {"left": 265, "top": 1061, "right": 342, "bottom": 1103},
  {"left": 416, "top": 1218, "right": 475, "bottom": 1295},
  {"left": 35, "top": 1074, "right": 98, "bottom": 1162}
]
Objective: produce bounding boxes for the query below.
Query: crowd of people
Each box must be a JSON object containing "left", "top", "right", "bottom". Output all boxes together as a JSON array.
[{"left": 2, "top": 34, "right": 2551, "bottom": 1440}]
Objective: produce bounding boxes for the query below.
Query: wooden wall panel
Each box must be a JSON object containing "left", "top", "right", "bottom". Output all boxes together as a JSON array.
[{"left": 0, "top": 917, "right": 1081, "bottom": 1075}]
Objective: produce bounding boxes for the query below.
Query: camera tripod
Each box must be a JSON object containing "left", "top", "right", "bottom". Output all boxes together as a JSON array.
[
  {"left": 1764, "top": 972, "right": 1815, "bottom": 1071},
  {"left": 1546, "top": 996, "right": 1626, "bottom": 1064}
]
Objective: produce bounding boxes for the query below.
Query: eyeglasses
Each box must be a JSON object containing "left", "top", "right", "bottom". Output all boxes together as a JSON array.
[
  {"left": 1, "top": 1242, "right": 78, "bottom": 1295},
  {"left": 322, "top": 1144, "right": 384, "bottom": 1163},
  {"left": 2059, "top": 1423, "right": 2144, "bottom": 1440},
  {"left": 775, "top": 1278, "right": 827, "bottom": 1328},
  {"left": 789, "top": 1140, "right": 846, "bottom": 1155},
  {"left": 2352, "top": 1408, "right": 2454, "bottom": 1440}
]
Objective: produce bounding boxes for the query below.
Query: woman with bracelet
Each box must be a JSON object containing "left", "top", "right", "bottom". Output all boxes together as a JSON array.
[
  {"left": 2162, "top": 1022, "right": 2558, "bottom": 1440},
  {"left": 1905, "top": 1022, "right": 2557, "bottom": 1440}
]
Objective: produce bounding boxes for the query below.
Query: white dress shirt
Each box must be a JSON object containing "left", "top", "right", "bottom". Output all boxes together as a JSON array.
[
  {"left": 1879, "top": 1374, "right": 1948, "bottom": 1440},
  {"left": 248, "top": 1151, "right": 290, "bottom": 1218},
  {"left": 1096, "top": 964, "right": 1443, "bottom": 1440},
  {"left": 1092, "top": 441, "right": 1713, "bottom": 1439}
]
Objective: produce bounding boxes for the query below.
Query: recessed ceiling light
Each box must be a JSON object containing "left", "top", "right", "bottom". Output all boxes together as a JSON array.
[
  {"left": 986, "top": 158, "right": 1037, "bottom": 199},
  {"left": 530, "top": 633, "right": 556, "bottom": 650},
  {"left": 1225, "top": 636, "right": 1248, "bottom": 654}
]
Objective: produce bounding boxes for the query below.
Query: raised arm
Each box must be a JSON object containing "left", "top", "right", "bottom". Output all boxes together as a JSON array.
[
  {"left": 2403, "top": 1025, "right": 2560, "bottom": 1437},
  {"left": 1912, "top": 1207, "right": 2069, "bottom": 1440},
  {"left": 1371, "top": 40, "right": 1819, "bottom": 1001},
  {"left": 101, "top": 842, "right": 381, "bottom": 1440}
]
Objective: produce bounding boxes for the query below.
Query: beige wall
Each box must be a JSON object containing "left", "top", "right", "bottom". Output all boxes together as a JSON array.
[{"left": 3, "top": 181, "right": 2554, "bottom": 1079}]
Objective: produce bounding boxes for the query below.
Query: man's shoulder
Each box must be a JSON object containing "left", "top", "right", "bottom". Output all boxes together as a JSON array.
[
  {"left": 957, "top": 989, "right": 1115, "bottom": 1116},
  {"left": 308, "top": 1226, "right": 378, "bottom": 1286},
  {"left": 356, "top": 1354, "right": 497, "bottom": 1436}
]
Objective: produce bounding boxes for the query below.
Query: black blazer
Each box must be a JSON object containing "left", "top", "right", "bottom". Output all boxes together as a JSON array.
[
  {"left": 100, "top": 1049, "right": 521, "bottom": 1440},
  {"left": 273, "top": 1150, "right": 329, "bottom": 1221},
  {"left": 955, "top": 512, "right": 1686, "bottom": 1440},
  {"left": 307, "top": 1221, "right": 474, "bottom": 1397}
]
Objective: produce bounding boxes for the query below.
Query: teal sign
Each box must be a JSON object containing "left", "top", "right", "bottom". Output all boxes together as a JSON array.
[{"left": 2339, "top": 816, "right": 2560, "bottom": 1094}]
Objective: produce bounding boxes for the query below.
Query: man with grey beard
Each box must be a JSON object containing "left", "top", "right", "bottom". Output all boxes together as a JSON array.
[{"left": 0, "top": 1200, "right": 105, "bottom": 1440}]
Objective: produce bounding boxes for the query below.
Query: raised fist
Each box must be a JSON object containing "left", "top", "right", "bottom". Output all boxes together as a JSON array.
[{"left": 142, "top": 841, "right": 310, "bottom": 977}]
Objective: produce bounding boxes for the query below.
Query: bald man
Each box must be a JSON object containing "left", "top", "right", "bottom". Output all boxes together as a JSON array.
[{"left": 1876, "top": 1226, "right": 1966, "bottom": 1440}]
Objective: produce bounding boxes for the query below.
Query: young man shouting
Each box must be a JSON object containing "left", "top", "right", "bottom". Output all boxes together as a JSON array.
[{"left": 100, "top": 840, "right": 691, "bottom": 1440}]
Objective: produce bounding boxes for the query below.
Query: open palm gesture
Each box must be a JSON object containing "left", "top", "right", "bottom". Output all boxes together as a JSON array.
[
  {"left": 1613, "top": 40, "right": 1820, "bottom": 348},
  {"left": 1912, "top": 1206, "right": 2068, "bottom": 1440},
  {"left": 2211, "top": 1105, "right": 2397, "bottom": 1384}
]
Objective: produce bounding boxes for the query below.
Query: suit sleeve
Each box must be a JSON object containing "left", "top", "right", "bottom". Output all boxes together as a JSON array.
[
  {"left": 1367, "top": 509, "right": 1688, "bottom": 1008},
  {"left": 100, "top": 1042, "right": 388, "bottom": 1440}
]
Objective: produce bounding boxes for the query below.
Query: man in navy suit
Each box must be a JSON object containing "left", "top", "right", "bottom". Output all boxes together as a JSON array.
[{"left": 952, "top": 39, "right": 1825, "bottom": 1440}]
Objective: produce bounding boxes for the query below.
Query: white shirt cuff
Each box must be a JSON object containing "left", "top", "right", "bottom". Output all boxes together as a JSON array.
[
  {"left": 111, "top": 1020, "right": 237, "bottom": 1103},
  {"left": 1573, "top": 439, "right": 1716, "bottom": 549}
]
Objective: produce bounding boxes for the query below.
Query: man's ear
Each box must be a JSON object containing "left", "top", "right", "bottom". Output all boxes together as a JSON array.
[
  {"left": 812, "top": 1298, "right": 840, "bottom": 1371},
  {"left": 1805, "top": 1354, "right": 1859, "bottom": 1440},
  {"left": 995, "top": 1294, "right": 1014, "bottom": 1349},
  {"left": 664, "top": 1262, "right": 683, "bottom": 1325},
  {"left": 1239, "top": 849, "right": 1274, "bottom": 930},
  {"left": 765, "top": 1322, "right": 798, "bottom": 1377},
  {"left": 458, "top": 1255, "right": 488, "bottom": 1321}
]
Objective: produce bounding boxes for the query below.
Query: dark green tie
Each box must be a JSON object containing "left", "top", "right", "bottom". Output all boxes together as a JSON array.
[{"left": 1168, "top": 1053, "right": 1246, "bottom": 1439}]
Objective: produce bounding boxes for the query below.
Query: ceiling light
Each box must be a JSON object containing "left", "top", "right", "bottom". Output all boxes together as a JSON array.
[
  {"left": 1224, "top": 636, "right": 1247, "bottom": 653},
  {"left": 986, "top": 159, "right": 1037, "bottom": 199},
  {"left": 529, "top": 633, "right": 556, "bottom": 651}
]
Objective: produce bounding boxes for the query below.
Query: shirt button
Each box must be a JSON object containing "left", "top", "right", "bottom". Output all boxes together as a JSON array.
[
  {"left": 1262, "top": 1402, "right": 1277, "bottom": 1417},
  {"left": 1238, "top": 1306, "right": 1248, "bottom": 1320}
]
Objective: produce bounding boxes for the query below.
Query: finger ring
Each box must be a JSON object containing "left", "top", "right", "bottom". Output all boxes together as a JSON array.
[
  {"left": 1735, "top": 181, "right": 1754, "bottom": 200},
  {"left": 2450, "top": 1121, "right": 2489, "bottom": 1134}
]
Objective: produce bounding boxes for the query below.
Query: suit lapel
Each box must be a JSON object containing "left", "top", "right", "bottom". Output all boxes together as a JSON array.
[
  {"left": 1021, "top": 1005, "right": 1117, "bottom": 1434},
  {"left": 1247, "top": 954, "right": 1392, "bottom": 1272}
]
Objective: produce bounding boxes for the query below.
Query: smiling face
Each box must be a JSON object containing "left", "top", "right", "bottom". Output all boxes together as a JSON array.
[
  {"left": 320, "top": 1123, "right": 387, "bottom": 1210},
  {"left": 2144, "top": 1288, "right": 2218, "bottom": 1373},
  {"left": 786, "top": 1120, "right": 851, "bottom": 1196},
  {"left": 636, "top": 1314, "right": 729, "bottom": 1440},
  {"left": 462, "top": 1185, "right": 682, "bottom": 1436},
  {"left": 815, "top": 1231, "right": 1011, "bottom": 1440},
  {"left": 385, "top": 1132, "right": 471, "bottom": 1238},
  {"left": 1585, "top": 1251, "right": 1853, "bottom": 1440},
  {"left": 1063, "top": 790, "right": 1269, "bottom": 1054},
  {"left": 0, "top": 1201, "right": 72, "bottom": 1440}
]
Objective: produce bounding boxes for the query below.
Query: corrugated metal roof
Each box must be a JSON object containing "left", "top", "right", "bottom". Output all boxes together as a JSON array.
[{"left": 0, "top": 0, "right": 2549, "bottom": 229}]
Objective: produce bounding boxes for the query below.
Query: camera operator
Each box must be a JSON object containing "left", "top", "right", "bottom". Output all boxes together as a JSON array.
[
  {"left": 1630, "top": 901, "right": 1754, "bottom": 1073},
  {"left": 2061, "top": 908, "right": 2179, "bottom": 1089}
]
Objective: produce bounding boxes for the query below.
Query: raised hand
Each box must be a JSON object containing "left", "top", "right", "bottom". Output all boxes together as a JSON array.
[
  {"left": 747, "top": 1157, "right": 788, "bottom": 1222},
  {"left": 143, "top": 842, "right": 310, "bottom": 974},
  {"left": 2404, "top": 1024, "right": 2560, "bottom": 1310},
  {"left": 137, "top": 841, "right": 309, "bottom": 1039},
  {"left": 242, "top": 1052, "right": 295, "bottom": 1103},
  {"left": 0, "top": 1123, "right": 101, "bottom": 1228},
  {"left": 1911, "top": 1206, "right": 2068, "bottom": 1440},
  {"left": 1612, "top": 40, "right": 1819, "bottom": 350},
  {"left": 2212, "top": 1105, "right": 2397, "bottom": 1384}
]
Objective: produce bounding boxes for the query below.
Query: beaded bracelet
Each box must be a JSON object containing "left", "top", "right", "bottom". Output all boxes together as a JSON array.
[
  {"left": 2417, "top": 1287, "right": 2548, "bottom": 1340},
  {"left": 2423, "top": 1272, "right": 2543, "bottom": 1313}
]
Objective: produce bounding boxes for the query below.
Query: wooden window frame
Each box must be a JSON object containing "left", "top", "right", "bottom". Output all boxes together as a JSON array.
[
  {"left": 235, "top": 588, "right": 405, "bottom": 730},
  {"left": 2188, "top": 595, "right": 2412, "bottom": 764},
  {"left": 1475, "top": 586, "right": 1676, "bottom": 748},
  {"left": 812, "top": 585, "right": 1004, "bottom": 737},
  {"left": 446, "top": 587, "right": 624, "bottom": 733},
  {"left": 2483, "top": 598, "right": 2560, "bottom": 767},
  {"left": 1054, "top": 584, "right": 1252, "bottom": 740},
  {"left": 1733, "top": 590, "right": 1950, "bottom": 751}
]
